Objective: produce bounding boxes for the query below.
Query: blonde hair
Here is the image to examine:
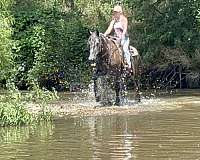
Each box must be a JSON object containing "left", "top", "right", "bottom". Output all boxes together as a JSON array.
[{"left": 113, "top": 5, "right": 123, "bottom": 13}]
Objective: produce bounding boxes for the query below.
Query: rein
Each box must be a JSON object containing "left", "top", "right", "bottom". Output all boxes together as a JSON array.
[
  {"left": 98, "top": 34, "right": 109, "bottom": 58},
  {"left": 99, "top": 34, "right": 120, "bottom": 58}
]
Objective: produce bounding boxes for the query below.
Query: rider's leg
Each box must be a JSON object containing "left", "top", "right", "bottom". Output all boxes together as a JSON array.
[{"left": 121, "top": 37, "right": 131, "bottom": 68}]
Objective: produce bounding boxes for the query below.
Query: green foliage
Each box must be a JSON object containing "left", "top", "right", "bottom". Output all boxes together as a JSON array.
[
  {"left": 0, "top": 0, "right": 200, "bottom": 89},
  {"left": 0, "top": 101, "right": 32, "bottom": 126},
  {"left": 0, "top": 85, "right": 34, "bottom": 126},
  {"left": 0, "top": 0, "right": 14, "bottom": 81},
  {"left": 11, "top": 7, "right": 91, "bottom": 88},
  {"left": 75, "top": 0, "right": 113, "bottom": 30},
  {"left": 128, "top": 0, "right": 200, "bottom": 64},
  {"left": 25, "top": 83, "right": 59, "bottom": 103},
  {"left": 0, "top": 82, "right": 58, "bottom": 127}
]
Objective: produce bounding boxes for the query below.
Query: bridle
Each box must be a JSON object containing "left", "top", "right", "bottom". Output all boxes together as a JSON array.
[{"left": 88, "top": 33, "right": 108, "bottom": 60}]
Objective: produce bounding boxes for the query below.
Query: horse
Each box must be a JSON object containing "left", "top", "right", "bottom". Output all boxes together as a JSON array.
[{"left": 88, "top": 30, "right": 142, "bottom": 106}]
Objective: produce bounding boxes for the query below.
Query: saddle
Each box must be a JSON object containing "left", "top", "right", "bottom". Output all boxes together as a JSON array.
[
  {"left": 106, "top": 36, "right": 140, "bottom": 76},
  {"left": 107, "top": 36, "right": 139, "bottom": 57}
]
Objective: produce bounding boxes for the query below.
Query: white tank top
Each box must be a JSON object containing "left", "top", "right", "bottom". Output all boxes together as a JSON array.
[
  {"left": 113, "top": 19, "right": 127, "bottom": 38},
  {"left": 114, "top": 21, "right": 123, "bottom": 31}
]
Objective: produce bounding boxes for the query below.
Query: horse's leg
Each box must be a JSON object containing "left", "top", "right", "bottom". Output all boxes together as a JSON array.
[
  {"left": 114, "top": 77, "right": 121, "bottom": 106},
  {"left": 121, "top": 76, "right": 127, "bottom": 105},
  {"left": 93, "top": 78, "right": 100, "bottom": 102},
  {"left": 93, "top": 71, "right": 100, "bottom": 102},
  {"left": 134, "top": 79, "right": 141, "bottom": 103}
]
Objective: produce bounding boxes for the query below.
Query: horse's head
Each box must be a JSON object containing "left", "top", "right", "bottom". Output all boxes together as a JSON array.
[{"left": 88, "top": 30, "right": 101, "bottom": 61}]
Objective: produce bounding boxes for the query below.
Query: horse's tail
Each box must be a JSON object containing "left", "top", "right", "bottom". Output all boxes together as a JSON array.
[
  {"left": 131, "top": 55, "right": 140, "bottom": 78},
  {"left": 130, "top": 46, "right": 143, "bottom": 79}
]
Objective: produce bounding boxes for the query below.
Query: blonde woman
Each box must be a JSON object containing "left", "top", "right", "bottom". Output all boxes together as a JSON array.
[{"left": 104, "top": 5, "right": 131, "bottom": 69}]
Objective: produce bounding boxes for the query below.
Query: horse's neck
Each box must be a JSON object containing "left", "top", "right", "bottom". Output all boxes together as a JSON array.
[
  {"left": 99, "top": 35, "right": 119, "bottom": 58},
  {"left": 99, "top": 36, "right": 110, "bottom": 54}
]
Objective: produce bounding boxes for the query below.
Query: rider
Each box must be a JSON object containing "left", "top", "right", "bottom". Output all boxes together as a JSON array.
[{"left": 104, "top": 5, "right": 131, "bottom": 70}]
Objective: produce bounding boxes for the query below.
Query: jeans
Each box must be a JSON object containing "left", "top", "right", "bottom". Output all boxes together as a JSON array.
[{"left": 121, "top": 36, "right": 131, "bottom": 68}]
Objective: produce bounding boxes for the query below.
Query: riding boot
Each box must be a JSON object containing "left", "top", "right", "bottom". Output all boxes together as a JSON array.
[{"left": 124, "top": 63, "right": 132, "bottom": 77}]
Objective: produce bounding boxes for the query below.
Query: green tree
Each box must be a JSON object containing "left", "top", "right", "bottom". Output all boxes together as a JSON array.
[{"left": 0, "top": 0, "right": 14, "bottom": 83}]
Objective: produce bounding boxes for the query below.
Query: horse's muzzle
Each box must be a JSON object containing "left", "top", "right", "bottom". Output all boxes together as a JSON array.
[
  {"left": 88, "top": 59, "right": 96, "bottom": 67},
  {"left": 90, "top": 63, "right": 96, "bottom": 67}
]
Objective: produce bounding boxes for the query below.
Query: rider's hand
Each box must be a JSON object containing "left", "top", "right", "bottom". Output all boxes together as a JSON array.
[
  {"left": 103, "top": 33, "right": 107, "bottom": 37},
  {"left": 117, "top": 38, "right": 121, "bottom": 44}
]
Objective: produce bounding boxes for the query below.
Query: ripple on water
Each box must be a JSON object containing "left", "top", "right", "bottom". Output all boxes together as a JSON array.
[{"left": 1, "top": 90, "right": 200, "bottom": 160}]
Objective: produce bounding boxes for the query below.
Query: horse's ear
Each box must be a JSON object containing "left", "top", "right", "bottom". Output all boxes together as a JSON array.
[
  {"left": 88, "top": 30, "right": 92, "bottom": 35},
  {"left": 96, "top": 30, "right": 100, "bottom": 37}
]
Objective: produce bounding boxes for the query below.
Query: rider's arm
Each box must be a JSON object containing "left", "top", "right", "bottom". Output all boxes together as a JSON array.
[
  {"left": 104, "top": 20, "right": 115, "bottom": 36},
  {"left": 121, "top": 17, "right": 128, "bottom": 38}
]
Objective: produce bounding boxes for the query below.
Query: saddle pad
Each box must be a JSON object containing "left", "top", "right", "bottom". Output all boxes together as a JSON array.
[{"left": 129, "top": 46, "right": 139, "bottom": 56}]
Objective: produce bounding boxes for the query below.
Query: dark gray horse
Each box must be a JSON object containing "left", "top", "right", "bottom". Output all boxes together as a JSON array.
[{"left": 88, "top": 31, "right": 142, "bottom": 105}]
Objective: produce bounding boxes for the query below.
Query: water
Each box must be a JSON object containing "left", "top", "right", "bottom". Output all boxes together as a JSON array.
[{"left": 1, "top": 90, "right": 200, "bottom": 160}]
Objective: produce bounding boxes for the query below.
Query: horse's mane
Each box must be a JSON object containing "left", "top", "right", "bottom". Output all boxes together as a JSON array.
[
  {"left": 99, "top": 33, "right": 109, "bottom": 51},
  {"left": 99, "top": 33, "right": 122, "bottom": 56}
]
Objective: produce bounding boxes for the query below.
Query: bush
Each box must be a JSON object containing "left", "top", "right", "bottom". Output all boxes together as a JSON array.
[
  {"left": 11, "top": 9, "right": 91, "bottom": 90},
  {"left": 0, "top": 82, "right": 57, "bottom": 127}
]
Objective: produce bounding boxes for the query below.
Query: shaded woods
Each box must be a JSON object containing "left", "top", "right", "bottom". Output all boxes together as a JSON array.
[{"left": 1, "top": 0, "right": 200, "bottom": 90}]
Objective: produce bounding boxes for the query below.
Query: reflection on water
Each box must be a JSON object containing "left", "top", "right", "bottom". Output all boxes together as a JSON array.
[
  {"left": 1, "top": 90, "right": 200, "bottom": 160},
  {"left": 0, "top": 123, "right": 54, "bottom": 144},
  {"left": 0, "top": 123, "right": 54, "bottom": 160}
]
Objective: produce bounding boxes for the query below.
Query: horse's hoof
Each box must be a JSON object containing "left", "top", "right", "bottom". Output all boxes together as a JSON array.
[
  {"left": 95, "top": 97, "right": 100, "bottom": 102},
  {"left": 115, "top": 102, "right": 121, "bottom": 106},
  {"left": 135, "top": 98, "right": 141, "bottom": 103}
]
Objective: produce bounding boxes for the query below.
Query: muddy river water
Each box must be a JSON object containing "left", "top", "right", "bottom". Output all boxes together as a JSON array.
[{"left": 1, "top": 90, "right": 200, "bottom": 160}]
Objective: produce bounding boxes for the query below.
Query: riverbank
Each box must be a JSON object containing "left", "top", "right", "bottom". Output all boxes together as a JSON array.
[
  {"left": 141, "top": 64, "right": 200, "bottom": 90},
  {"left": 0, "top": 84, "right": 57, "bottom": 127}
]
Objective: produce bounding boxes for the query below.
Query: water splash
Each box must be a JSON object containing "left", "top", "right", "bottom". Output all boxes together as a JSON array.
[{"left": 71, "top": 81, "right": 101, "bottom": 107}]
